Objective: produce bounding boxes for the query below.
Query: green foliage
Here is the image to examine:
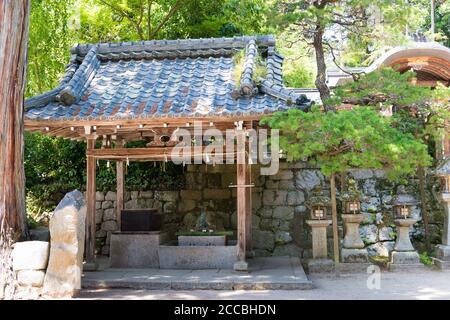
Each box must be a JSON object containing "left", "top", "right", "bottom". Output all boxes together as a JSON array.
[
  {"left": 334, "top": 68, "right": 450, "bottom": 156},
  {"left": 340, "top": 1, "right": 429, "bottom": 66},
  {"left": 262, "top": 106, "right": 432, "bottom": 181},
  {"left": 389, "top": 230, "right": 397, "bottom": 240},
  {"left": 25, "top": 132, "right": 87, "bottom": 189},
  {"left": 24, "top": 131, "right": 185, "bottom": 221},
  {"left": 25, "top": 132, "right": 185, "bottom": 194},
  {"left": 334, "top": 68, "right": 432, "bottom": 107},
  {"left": 419, "top": 252, "right": 433, "bottom": 266},
  {"left": 26, "top": 190, "right": 58, "bottom": 228},
  {"left": 27, "top": 0, "right": 74, "bottom": 97},
  {"left": 277, "top": 31, "right": 315, "bottom": 88},
  {"left": 232, "top": 49, "right": 268, "bottom": 87}
]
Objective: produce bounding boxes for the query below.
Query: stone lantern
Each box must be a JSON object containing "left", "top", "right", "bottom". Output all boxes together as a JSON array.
[
  {"left": 339, "top": 179, "right": 369, "bottom": 264},
  {"left": 434, "top": 158, "right": 450, "bottom": 270},
  {"left": 305, "top": 186, "right": 334, "bottom": 273},
  {"left": 389, "top": 187, "right": 422, "bottom": 271}
]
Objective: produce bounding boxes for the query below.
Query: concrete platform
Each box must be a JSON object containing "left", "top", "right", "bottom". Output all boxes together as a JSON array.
[{"left": 82, "top": 256, "right": 313, "bottom": 290}]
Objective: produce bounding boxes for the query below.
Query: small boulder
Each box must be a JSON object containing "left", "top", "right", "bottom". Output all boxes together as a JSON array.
[
  {"left": 17, "top": 270, "right": 46, "bottom": 287},
  {"left": 12, "top": 241, "right": 49, "bottom": 271}
]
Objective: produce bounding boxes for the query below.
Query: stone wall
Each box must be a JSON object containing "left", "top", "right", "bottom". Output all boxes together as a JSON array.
[
  {"left": 95, "top": 162, "right": 445, "bottom": 259},
  {"left": 12, "top": 241, "right": 49, "bottom": 299}
]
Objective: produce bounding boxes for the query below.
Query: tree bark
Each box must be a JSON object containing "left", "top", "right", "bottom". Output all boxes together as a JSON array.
[
  {"left": 0, "top": 0, "right": 31, "bottom": 299},
  {"left": 330, "top": 173, "right": 340, "bottom": 269},
  {"left": 418, "top": 166, "right": 430, "bottom": 251},
  {"left": 313, "top": 20, "right": 334, "bottom": 112}
]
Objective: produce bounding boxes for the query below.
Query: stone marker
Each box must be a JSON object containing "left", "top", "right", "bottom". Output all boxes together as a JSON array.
[
  {"left": 306, "top": 220, "right": 334, "bottom": 273},
  {"left": 42, "top": 190, "right": 86, "bottom": 298}
]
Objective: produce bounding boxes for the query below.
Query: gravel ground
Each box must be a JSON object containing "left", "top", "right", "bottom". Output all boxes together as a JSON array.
[{"left": 78, "top": 269, "right": 450, "bottom": 300}]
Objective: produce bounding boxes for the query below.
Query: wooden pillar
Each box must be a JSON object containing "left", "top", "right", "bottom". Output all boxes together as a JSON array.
[
  {"left": 116, "top": 160, "right": 125, "bottom": 230},
  {"left": 85, "top": 138, "right": 97, "bottom": 266},
  {"left": 234, "top": 129, "right": 248, "bottom": 271},
  {"left": 245, "top": 158, "right": 253, "bottom": 258}
]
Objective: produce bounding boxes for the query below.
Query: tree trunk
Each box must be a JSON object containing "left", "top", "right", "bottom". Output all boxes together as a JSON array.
[
  {"left": 313, "top": 22, "right": 334, "bottom": 112},
  {"left": 0, "top": 0, "right": 31, "bottom": 299},
  {"left": 430, "top": 0, "right": 435, "bottom": 39},
  {"left": 330, "top": 172, "right": 340, "bottom": 269}
]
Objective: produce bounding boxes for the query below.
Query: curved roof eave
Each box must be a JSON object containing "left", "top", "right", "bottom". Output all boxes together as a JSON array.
[{"left": 365, "top": 42, "right": 450, "bottom": 73}]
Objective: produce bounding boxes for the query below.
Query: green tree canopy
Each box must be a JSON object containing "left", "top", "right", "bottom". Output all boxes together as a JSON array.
[
  {"left": 333, "top": 67, "right": 450, "bottom": 144},
  {"left": 262, "top": 106, "right": 432, "bottom": 181}
]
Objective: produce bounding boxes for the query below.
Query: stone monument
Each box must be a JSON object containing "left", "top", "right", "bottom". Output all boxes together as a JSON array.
[{"left": 42, "top": 190, "right": 86, "bottom": 298}]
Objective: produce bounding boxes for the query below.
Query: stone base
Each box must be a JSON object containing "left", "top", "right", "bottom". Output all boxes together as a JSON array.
[
  {"left": 307, "top": 259, "right": 334, "bottom": 273},
  {"left": 388, "top": 263, "right": 426, "bottom": 272},
  {"left": 390, "top": 251, "right": 420, "bottom": 264},
  {"left": 388, "top": 250, "right": 425, "bottom": 271},
  {"left": 14, "top": 286, "right": 42, "bottom": 300},
  {"left": 83, "top": 261, "right": 98, "bottom": 272},
  {"left": 234, "top": 260, "right": 249, "bottom": 272},
  {"left": 341, "top": 248, "right": 369, "bottom": 263},
  {"left": 110, "top": 231, "right": 167, "bottom": 268},
  {"left": 337, "top": 263, "right": 373, "bottom": 273},
  {"left": 159, "top": 245, "right": 236, "bottom": 269},
  {"left": 433, "top": 258, "right": 450, "bottom": 270},
  {"left": 435, "top": 245, "right": 450, "bottom": 260},
  {"left": 433, "top": 245, "right": 450, "bottom": 270}
]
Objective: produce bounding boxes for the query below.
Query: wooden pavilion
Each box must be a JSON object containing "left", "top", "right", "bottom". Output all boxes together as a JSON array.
[{"left": 24, "top": 36, "right": 312, "bottom": 270}]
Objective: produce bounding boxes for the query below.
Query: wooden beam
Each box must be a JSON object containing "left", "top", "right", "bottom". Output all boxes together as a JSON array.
[
  {"left": 85, "top": 138, "right": 97, "bottom": 265},
  {"left": 87, "top": 146, "right": 237, "bottom": 161},
  {"left": 25, "top": 116, "right": 264, "bottom": 129}
]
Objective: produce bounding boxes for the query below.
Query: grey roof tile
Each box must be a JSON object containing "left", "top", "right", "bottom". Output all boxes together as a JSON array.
[{"left": 25, "top": 36, "right": 312, "bottom": 121}]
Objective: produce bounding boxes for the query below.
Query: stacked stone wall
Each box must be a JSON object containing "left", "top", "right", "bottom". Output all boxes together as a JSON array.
[{"left": 94, "top": 162, "right": 445, "bottom": 259}]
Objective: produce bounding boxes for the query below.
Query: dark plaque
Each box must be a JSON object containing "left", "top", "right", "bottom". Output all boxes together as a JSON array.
[{"left": 120, "top": 209, "right": 163, "bottom": 232}]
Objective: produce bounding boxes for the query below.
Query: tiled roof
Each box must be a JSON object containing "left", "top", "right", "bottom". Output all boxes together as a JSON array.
[
  {"left": 436, "top": 158, "right": 450, "bottom": 176},
  {"left": 25, "top": 36, "right": 312, "bottom": 122}
]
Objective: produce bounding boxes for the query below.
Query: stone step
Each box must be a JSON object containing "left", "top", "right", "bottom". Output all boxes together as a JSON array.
[{"left": 82, "top": 256, "right": 314, "bottom": 291}]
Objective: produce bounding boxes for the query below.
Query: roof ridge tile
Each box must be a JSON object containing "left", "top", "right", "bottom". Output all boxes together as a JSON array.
[
  {"left": 239, "top": 39, "right": 258, "bottom": 96},
  {"left": 57, "top": 46, "right": 100, "bottom": 105}
]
